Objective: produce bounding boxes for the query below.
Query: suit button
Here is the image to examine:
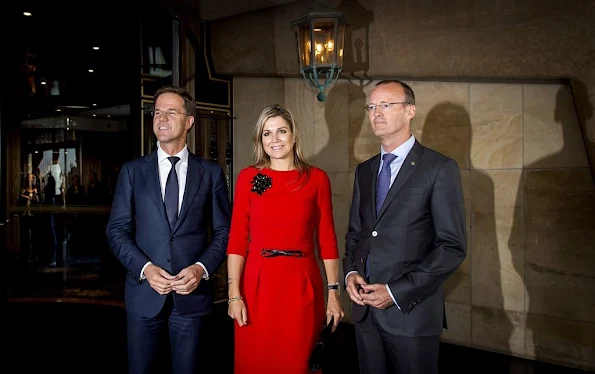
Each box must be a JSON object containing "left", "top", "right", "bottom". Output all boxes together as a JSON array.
[
  {"left": 170, "top": 237, "right": 174, "bottom": 241},
  {"left": 167, "top": 259, "right": 171, "bottom": 262},
  {"left": 372, "top": 231, "right": 378, "bottom": 237}
]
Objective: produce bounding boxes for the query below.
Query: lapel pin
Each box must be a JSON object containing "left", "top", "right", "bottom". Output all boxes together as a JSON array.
[{"left": 411, "top": 161, "right": 416, "bottom": 166}]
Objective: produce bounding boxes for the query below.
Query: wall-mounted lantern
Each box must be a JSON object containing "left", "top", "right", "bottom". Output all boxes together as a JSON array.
[{"left": 291, "top": 2, "right": 348, "bottom": 102}]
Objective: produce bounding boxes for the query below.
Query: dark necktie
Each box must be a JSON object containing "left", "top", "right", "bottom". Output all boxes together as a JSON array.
[
  {"left": 376, "top": 153, "right": 397, "bottom": 216},
  {"left": 367, "top": 153, "right": 397, "bottom": 278},
  {"left": 164, "top": 156, "right": 180, "bottom": 229}
]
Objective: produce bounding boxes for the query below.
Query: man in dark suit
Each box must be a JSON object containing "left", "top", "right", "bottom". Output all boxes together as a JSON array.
[
  {"left": 106, "top": 85, "right": 231, "bottom": 374},
  {"left": 344, "top": 80, "right": 466, "bottom": 374}
]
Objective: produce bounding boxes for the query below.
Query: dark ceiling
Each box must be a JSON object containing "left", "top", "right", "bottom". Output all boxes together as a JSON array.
[
  {"left": 6, "top": 1, "right": 148, "bottom": 120},
  {"left": 4, "top": 0, "right": 288, "bottom": 124}
]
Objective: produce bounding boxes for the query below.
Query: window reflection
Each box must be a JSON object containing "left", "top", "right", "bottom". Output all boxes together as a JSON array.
[
  {"left": 6, "top": 111, "right": 131, "bottom": 281},
  {"left": 147, "top": 46, "right": 172, "bottom": 77},
  {"left": 141, "top": 12, "right": 174, "bottom": 79}
]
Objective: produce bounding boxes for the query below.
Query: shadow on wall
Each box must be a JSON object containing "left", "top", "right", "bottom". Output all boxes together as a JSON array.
[
  {"left": 420, "top": 102, "right": 517, "bottom": 369},
  {"left": 509, "top": 83, "right": 595, "bottom": 370},
  {"left": 569, "top": 78, "right": 595, "bottom": 185},
  {"left": 319, "top": 0, "right": 376, "bottom": 170},
  {"left": 336, "top": 0, "right": 374, "bottom": 78},
  {"left": 315, "top": 76, "right": 370, "bottom": 324}
]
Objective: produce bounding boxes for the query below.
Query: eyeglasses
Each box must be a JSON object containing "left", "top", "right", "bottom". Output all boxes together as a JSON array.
[
  {"left": 151, "top": 110, "right": 189, "bottom": 118},
  {"left": 363, "top": 102, "right": 411, "bottom": 112}
]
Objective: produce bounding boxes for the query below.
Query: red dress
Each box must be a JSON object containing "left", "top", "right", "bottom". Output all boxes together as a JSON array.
[{"left": 227, "top": 166, "right": 340, "bottom": 374}]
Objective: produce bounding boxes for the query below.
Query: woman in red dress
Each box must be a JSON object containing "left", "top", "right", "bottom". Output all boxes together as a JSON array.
[{"left": 226, "top": 104, "right": 344, "bottom": 374}]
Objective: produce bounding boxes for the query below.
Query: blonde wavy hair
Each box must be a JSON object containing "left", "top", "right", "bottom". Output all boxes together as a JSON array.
[{"left": 252, "top": 104, "right": 311, "bottom": 178}]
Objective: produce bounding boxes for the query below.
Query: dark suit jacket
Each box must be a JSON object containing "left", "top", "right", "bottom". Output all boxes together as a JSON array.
[
  {"left": 106, "top": 150, "right": 231, "bottom": 317},
  {"left": 344, "top": 140, "right": 466, "bottom": 337}
]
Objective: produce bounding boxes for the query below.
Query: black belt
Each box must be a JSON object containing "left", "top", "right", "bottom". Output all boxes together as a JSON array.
[{"left": 260, "top": 249, "right": 303, "bottom": 258}]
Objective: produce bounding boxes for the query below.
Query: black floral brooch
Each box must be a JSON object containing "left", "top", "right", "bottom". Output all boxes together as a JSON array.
[{"left": 251, "top": 173, "right": 272, "bottom": 195}]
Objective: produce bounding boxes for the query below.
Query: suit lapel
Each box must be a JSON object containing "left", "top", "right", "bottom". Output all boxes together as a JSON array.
[
  {"left": 173, "top": 153, "right": 204, "bottom": 233},
  {"left": 141, "top": 151, "right": 169, "bottom": 227},
  {"left": 376, "top": 141, "right": 424, "bottom": 221},
  {"left": 369, "top": 154, "right": 381, "bottom": 218}
]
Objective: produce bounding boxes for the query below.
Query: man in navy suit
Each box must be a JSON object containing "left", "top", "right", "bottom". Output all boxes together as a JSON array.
[
  {"left": 106, "top": 85, "right": 231, "bottom": 374},
  {"left": 344, "top": 80, "right": 466, "bottom": 374}
]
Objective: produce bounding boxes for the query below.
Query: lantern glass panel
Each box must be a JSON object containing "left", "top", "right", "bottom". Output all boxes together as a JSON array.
[
  {"left": 335, "top": 23, "right": 346, "bottom": 66},
  {"left": 296, "top": 23, "right": 312, "bottom": 69}
]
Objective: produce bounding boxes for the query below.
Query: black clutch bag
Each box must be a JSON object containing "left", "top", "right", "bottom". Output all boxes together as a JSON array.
[{"left": 308, "top": 316, "right": 334, "bottom": 372}]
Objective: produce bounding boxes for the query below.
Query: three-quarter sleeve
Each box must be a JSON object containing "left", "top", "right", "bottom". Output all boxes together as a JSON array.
[
  {"left": 226, "top": 168, "right": 253, "bottom": 257},
  {"left": 315, "top": 169, "right": 340, "bottom": 260}
]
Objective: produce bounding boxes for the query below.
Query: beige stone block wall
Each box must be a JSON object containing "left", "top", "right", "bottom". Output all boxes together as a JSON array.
[
  {"left": 211, "top": 0, "right": 595, "bottom": 182},
  {"left": 232, "top": 77, "right": 595, "bottom": 370}
]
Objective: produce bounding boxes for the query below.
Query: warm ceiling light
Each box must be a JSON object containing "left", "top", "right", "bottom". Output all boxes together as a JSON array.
[
  {"left": 23, "top": 12, "right": 32, "bottom": 16},
  {"left": 41, "top": 81, "right": 47, "bottom": 85},
  {"left": 92, "top": 103, "right": 97, "bottom": 106},
  {"left": 93, "top": 47, "right": 99, "bottom": 50},
  {"left": 88, "top": 69, "right": 94, "bottom": 73}
]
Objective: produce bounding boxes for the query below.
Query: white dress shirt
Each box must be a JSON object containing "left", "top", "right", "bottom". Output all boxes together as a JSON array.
[
  {"left": 157, "top": 143, "right": 188, "bottom": 214},
  {"left": 140, "top": 144, "right": 209, "bottom": 280},
  {"left": 346, "top": 135, "right": 416, "bottom": 309}
]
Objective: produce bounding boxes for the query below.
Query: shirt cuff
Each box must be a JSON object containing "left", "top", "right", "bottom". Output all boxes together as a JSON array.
[
  {"left": 195, "top": 262, "right": 209, "bottom": 280},
  {"left": 385, "top": 284, "right": 401, "bottom": 310},
  {"left": 140, "top": 261, "right": 152, "bottom": 280},
  {"left": 345, "top": 270, "right": 359, "bottom": 285}
]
